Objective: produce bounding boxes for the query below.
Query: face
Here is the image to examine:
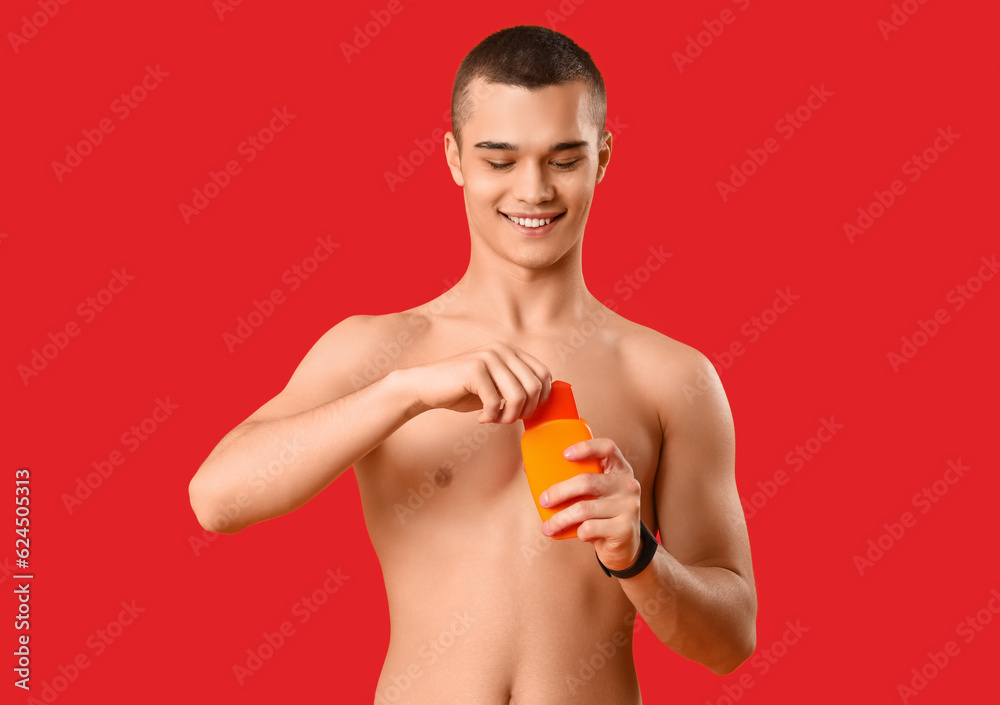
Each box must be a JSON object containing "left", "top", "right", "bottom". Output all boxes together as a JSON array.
[{"left": 444, "top": 78, "right": 612, "bottom": 270}]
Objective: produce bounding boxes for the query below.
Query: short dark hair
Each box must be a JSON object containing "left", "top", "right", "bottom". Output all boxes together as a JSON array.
[{"left": 451, "top": 25, "right": 607, "bottom": 153}]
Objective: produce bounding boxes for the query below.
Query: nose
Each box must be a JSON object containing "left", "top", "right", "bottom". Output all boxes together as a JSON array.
[{"left": 511, "top": 161, "right": 555, "bottom": 204}]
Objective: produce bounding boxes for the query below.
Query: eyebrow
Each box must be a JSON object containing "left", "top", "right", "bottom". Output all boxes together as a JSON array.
[{"left": 473, "top": 140, "right": 589, "bottom": 152}]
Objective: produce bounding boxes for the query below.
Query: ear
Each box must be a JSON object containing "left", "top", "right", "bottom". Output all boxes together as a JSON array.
[
  {"left": 595, "top": 129, "right": 612, "bottom": 185},
  {"left": 444, "top": 131, "right": 465, "bottom": 187}
]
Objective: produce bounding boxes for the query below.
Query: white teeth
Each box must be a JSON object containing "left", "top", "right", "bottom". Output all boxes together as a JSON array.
[{"left": 504, "top": 214, "right": 555, "bottom": 228}]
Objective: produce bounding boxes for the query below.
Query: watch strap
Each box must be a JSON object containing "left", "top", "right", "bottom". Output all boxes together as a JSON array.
[{"left": 597, "top": 520, "right": 659, "bottom": 579}]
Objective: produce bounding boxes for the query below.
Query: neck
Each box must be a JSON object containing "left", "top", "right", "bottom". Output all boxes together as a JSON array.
[{"left": 450, "top": 238, "right": 597, "bottom": 334}]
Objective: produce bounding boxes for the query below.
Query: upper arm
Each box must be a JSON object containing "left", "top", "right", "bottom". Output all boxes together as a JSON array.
[
  {"left": 243, "top": 313, "right": 384, "bottom": 424},
  {"left": 653, "top": 348, "right": 754, "bottom": 585}
]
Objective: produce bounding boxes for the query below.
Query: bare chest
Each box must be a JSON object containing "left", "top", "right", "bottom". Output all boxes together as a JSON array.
[{"left": 353, "top": 328, "right": 663, "bottom": 541}]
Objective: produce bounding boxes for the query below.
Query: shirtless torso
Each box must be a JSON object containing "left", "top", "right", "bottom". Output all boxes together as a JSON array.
[
  {"left": 349, "top": 295, "right": 682, "bottom": 704},
  {"left": 190, "top": 47, "right": 755, "bottom": 701}
]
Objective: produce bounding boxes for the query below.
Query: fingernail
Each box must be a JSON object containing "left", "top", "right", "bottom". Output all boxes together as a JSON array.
[
  {"left": 563, "top": 446, "right": 577, "bottom": 459},
  {"left": 539, "top": 492, "right": 549, "bottom": 507}
]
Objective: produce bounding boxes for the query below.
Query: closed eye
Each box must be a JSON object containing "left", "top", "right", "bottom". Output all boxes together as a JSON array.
[{"left": 485, "top": 160, "right": 581, "bottom": 171}]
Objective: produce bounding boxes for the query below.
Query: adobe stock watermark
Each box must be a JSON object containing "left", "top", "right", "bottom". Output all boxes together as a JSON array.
[
  {"left": 188, "top": 433, "right": 306, "bottom": 553},
  {"left": 62, "top": 397, "right": 180, "bottom": 514},
  {"left": 711, "top": 287, "right": 799, "bottom": 373},
  {"left": 677, "top": 287, "right": 800, "bottom": 401},
  {"left": 7, "top": 0, "right": 71, "bottom": 54},
  {"left": 232, "top": 567, "right": 350, "bottom": 685},
  {"left": 895, "top": 587, "right": 1000, "bottom": 704},
  {"left": 853, "top": 458, "right": 970, "bottom": 577},
  {"left": 565, "top": 585, "right": 676, "bottom": 695},
  {"left": 672, "top": 0, "right": 753, "bottom": 73},
  {"left": 213, "top": 0, "right": 246, "bottom": 21},
  {"left": 844, "top": 126, "right": 960, "bottom": 244},
  {"left": 340, "top": 0, "right": 414, "bottom": 63},
  {"left": 519, "top": 508, "right": 562, "bottom": 567},
  {"left": 222, "top": 234, "right": 339, "bottom": 353},
  {"left": 555, "top": 245, "right": 671, "bottom": 363},
  {"left": 384, "top": 77, "right": 504, "bottom": 192},
  {"left": 178, "top": 106, "right": 297, "bottom": 225},
  {"left": 544, "top": 0, "right": 590, "bottom": 28},
  {"left": 741, "top": 416, "right": 845, "bottom": 520},
  {"left": 705, "top": 619, "right": 810, "bottom": 705},
  {"left": 374, "top": 610, "right": 477, "bottom": 704},
  {"left": 555, "top": 244, "right": 671, "bottom": 363},
  {"left": 604, "top": 245, "right": 671, "bottom": 309},
  {"left": 384, "top": 114, "right": 449, "bottom": 193},
  {"left": 393, "top": 459, "right": 458, "bottom": 525},
  {"left": 17, "top": 268, "right": 136, "bottom": 386},
  {"left": 349, "top": 277, "right": 461, "bottom": 390},
  {"left": 886, "top": 254, "right": 995, "bottom": 372},
  {"left": 393, "top": 422, "right": 505, "bottom": 525},
  {"left": 51, "top": 64, "right": 169, "bottom": 182},
  {"left": 551, "top": 305, "right": 613, "bottom": 364},
  {"left": 0, "top": 556, "right": 22, "bottom": 587},
  {"left": 19, "top": 600, "right": 144, "bottom": 703},
  {"left": 716, "top": 84, "right": 834, "bottom": 202},
  {"left": 878, "top": 0, "right": 931, "bottom": 40}
]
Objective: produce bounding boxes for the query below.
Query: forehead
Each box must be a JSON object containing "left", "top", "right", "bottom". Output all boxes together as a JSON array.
[{"left": 463, "top": 78, "right": 593, "bottom": 147}]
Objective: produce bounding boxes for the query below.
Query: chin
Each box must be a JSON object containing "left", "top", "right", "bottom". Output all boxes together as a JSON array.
[{"left": 510, "top": 243, "right": 574, "bottom": 270}]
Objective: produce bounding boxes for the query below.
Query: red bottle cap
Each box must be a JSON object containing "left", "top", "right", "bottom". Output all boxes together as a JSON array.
[{"left": 522, "top": 380, "right": 580, "bottom": 431}]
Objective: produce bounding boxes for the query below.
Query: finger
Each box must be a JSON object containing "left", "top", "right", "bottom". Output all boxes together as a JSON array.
[
  {"left": 510, "top": 348, "right": 553, "bottom": 408},
  {"left": 472, "top": 364, "right": 503, "bottom": 423},
  {"left": 564, "top": 438, "right": 627, "bottom": 468},
  {"left": 542, "top": 496, "right": 619, "bottom": 537},
  {"left": 540, "top": 472, "right": 610, "bottom": 509},
  {"left": 492, "top": 349, "right": 547, "bottom": 419},
  {"left": 481, "top": 352, "right": 531, "bottom": 424},
  {"left": 579, "top": 521, "right": 645, "bottom": 572},
  {"left": 575, "top": 517, "right": 639, "bottom": 551}
]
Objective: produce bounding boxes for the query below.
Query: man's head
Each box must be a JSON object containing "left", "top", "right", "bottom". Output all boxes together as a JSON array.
[
  {"left": 444, "top": 26, "right": 612, "bottom": 272},
  {"left": 450, "top": 25, "right": 607, "bottom": 154}
]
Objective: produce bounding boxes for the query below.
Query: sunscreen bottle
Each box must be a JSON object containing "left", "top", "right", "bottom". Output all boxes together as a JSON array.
[{"left": 520, "top": 380, "right": 602, "bottom": 540}]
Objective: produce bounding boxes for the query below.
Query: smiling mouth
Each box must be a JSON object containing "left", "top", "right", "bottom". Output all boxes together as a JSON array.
[{"left": 500, "top": 212, "right": 565, "bottom": 229}]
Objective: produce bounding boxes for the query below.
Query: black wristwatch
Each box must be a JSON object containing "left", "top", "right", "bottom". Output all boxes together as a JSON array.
[{"left": 597, "top": 520, "right": 659, "bottom": 579}]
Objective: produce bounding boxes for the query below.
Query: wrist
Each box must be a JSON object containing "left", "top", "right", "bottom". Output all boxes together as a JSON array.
[
  {"left": 597, "top": 521, "right": 659, "bottom": 580},
  {"left": 598, "top": 533, "right": 643, "bottom": 573},
  {"left": 383, "top": 368, "right": 428, "bottom": 419}
]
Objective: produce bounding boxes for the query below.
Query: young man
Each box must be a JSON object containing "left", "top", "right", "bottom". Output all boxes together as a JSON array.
[{"left": 189, "top": 25, "right": 756, "bottom": 703}]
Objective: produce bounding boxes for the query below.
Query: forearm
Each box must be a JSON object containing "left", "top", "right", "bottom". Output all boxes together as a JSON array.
[
  {"left": 189, "top": 369, "right": 416, "bottom": 533},
  {"left": 616, "top": 546, "right": 756, "bottom": 674}
]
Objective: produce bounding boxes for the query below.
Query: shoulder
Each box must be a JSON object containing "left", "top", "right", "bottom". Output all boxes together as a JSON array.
[
  {"left": 612, "top": 313, "right": 711, "bottom": 383},
  {"left": 311, "top": 311, "right": 423, "bottom": 347},
  {"left": 245, "top": 310, "right": 429, "bottom": 422},
  {"left": 290, "top": 311, "right": 425, "bottom": 390},
  {"left": 303, "top": 309, "right": 430, "bottom": 374},
  {"left": 613, "top": 315, "right": 730, "bottom": 436}
]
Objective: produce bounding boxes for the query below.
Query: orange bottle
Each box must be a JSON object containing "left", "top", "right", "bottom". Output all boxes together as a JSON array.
[{"left": 520, "top": 380, "right": 602, "bottom": 539}]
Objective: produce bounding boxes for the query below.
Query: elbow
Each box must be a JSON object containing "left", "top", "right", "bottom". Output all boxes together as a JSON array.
[
  {"left": 188, "top": 475, "right": 244, "bottom": 534},
  {"left": 708, "top": 577, "right": 758, "bottom": 675},
  {"left": 706, "top": 627, "right": 756, "bottom": 676}
]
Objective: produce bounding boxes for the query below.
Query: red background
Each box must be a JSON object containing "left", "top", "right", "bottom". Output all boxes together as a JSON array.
[{"left": 3, "top": 0, "right": 998, "bottom": 702}]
